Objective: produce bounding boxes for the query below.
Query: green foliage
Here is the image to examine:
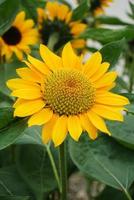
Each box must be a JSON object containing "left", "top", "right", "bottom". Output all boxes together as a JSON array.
[
  {"left": 100, "top": 39, "right": 125, "bottom": 69},
  {"left": 95, "top": 16, "right": 131, "bottom": 26},
  {"left": 72, "top": 0, "right": 90, "bottom": 20},
  {"left": 69, "top": 134, "right": 134, "bottom": 195},
  {"left": 0, "top": 0, "right": 20, "bottom": 35},
  {"left": 80, "top": 26, "right": 134, "bottom": 43},
  {"left": 15, "top": 144, "right": 57, "bottom": 198}
]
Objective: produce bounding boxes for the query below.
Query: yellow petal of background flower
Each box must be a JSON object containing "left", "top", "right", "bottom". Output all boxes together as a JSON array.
[
  {"left": 87, "top": 110, "right": 111, "bottom": 135},
  {"left": 42, "top": 114, "right": 58, "bottom": 143},
  {"left": 91, "top": 104, "right": 123, "bottom": 121},
  {"left": 28, "top": 108, "right": 53, "bottom": 127},
  {"left": 52, "top": 115, "right": 68, "bottom": 146},
  {"left": 83, "top": 52, "right": 102, "bottom": 78},
  {"left": 57, "top": 4, "right": 69, "bottom": 20},
  {"left": 28, "top": 55, "right": 49, "bottom": 75},
  {"left": 14, "top": 99, "right": 45, "bottom": 117},
  {"left": 79, "top": 114, "right": 98, "bottom": 139},
  {"left": 40, "top": 44, "right": 62, "bottom": 70},
  {"left": 68, "top": 116, "right": 82, "bottom": 141}
]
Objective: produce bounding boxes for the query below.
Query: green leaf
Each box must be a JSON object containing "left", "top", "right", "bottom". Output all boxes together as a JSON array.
[
  {"left": 0, "top": 0, "right": 20, "bottom": 35},
  {"left": 69, "top": 134, "right": 134, "bottom": 193},
  {"left": 80, "top": 26, "right": 134, "bottom": 43},
  {"left": 21, "top": 0, "right": 38, "bottom": 22},
  {"left": 108, "top": 115, "right": 134, "bottom": 149},
  {"left": 97, "top": 186, "right": 126, "bottom": 200},
  {"left": 126, "top": 104, "right": 134, "bottom": 114},
  {"left": 0, "top": 118, "right": 27, "bottom": 150},
  {"left": 121, "top": 93, "right": 134, "bottom": 103},
  {"left": 15, "top": 144, "right": 57, "bottom": 198},
  {"left": 0, "top": 196, "right": 29, "bottom": 200},
  {"left": 72, "top": 0, "right": 90, "bottom": 20},
  {"left": 0, "top": 165, "right": 30, "bottom": 197},
  {"left": 100, "top": 39, "right": 125, "bottom": 69},
  {"left": 95, "top": 16, "right": 131, "bottom": 26},
  {"left": 0, "top": 107, "right": 14, "bottom": 129},
  {"left": 15, "top": 126, "right": 43, "bottom": 146}
]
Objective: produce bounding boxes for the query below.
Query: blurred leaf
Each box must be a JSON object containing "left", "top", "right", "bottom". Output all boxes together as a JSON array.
[
  {"left": 0, "top": 107, "right": 13, "bottom": 129},
  {"left": 0, "top": 0, "right": 20, "bottom": 35},
  {"left": 95, "top": 16, "right": 131, "bottom": 26},
  {"left": 21, "top": 0, "right": 38, "bottom": 22},
  {"left": 15, "top": 126, "right": 43, "bottom": 146},
  {"left": 0, "top": 166, "right": 30, "bottom": 197},
  {"left": 15, "top": 144, "right": 57, "bottom": 198},
  {"left": 0, "top": 118, "right": 27, "bottom": 150},
  {"left": 100, "top": 39, "right": 125, "bottom": 69},
  {"left": 116, "top": 77, "right": 129, "bottom": 91},
  {"left": 108, "top": 115, "right": 134, "bottom": 149},
  {"left": 0, "top": 196, "right": 29, "bottom": 200},
  {"left": 80, "top": 26, "right": 134, "bottom": 43},
  {"left": 69, "top": 134, "right": 134, "bottom": 195},
  {"left": 126, "top": 104, "right": 134, "bottom": 114},
  {"left": 72, "top": 0, "right": 90, "bottom": 20},
  {"left": 97, "top": 186, "right": 127, "bottom": 200}
]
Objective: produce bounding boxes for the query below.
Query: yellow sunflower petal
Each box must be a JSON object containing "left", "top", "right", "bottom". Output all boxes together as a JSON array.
[
  {"left": 28, "top": 108, "right": 53, "bottom": 127},
  {"left": 52, "top": 115, "right": 68, "bottom": 146},
  {"left": 57, "top": 4, "right": 69, "bottom": 20},
  {"left": 28, "top": 55, "right": 49, "bottom": 75},
  {"left": 62, "top": 42, "right": 81, "bottom": 69},
  {"left": 94, "top": 72, "right": 117, "bottom": 88},
  {"left": 87, "top": 110, "right": 111, "bottom": 135},
  {"left": 16, "top": 67, "right": 42, "bottom": 83},
  {"left": 96, "top": 92, "right": 129, "bottom": 106},
  {"left": 11, "top": 88, "right": 42, "bottom": 99},
  {"left": 40, "top": 44, "right": 62, "bottom": 70},
  {"left": 83, "top": 52, "right": 102, "bottom": 78},
  {"left": 42, "top": 114, "right": 58, "bottom": 144},
  {"left": 79, "top": 114, "right": 98, "bottom": 139},
  {"left": 13, "top": 11, "right": 25, "bottom": 25},
  {"left": 13, "top": 98, "right": 26, "bottom": 108},
  {"left": 91, "top": 104, "right": 123, "bottom": 121},
  {"left": 90, "top": 62, "right": 110, "bottom": 82},
  {"left": 6, "top": 78, "right": 39, "bottom": 90},
  {"left": 70, "top": 23, "right": 87, "bottom": 36},
  {"left": 14, "top": 99, "right": 45, "bottom": 117},
  {"left": 68, "top": 115, "right": 82, "bottom": 141}
]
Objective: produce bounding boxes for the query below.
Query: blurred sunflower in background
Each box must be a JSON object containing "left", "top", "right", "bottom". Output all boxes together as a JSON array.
[
  {"left": 7, "top": 42, "right": 129, "bottom": 147},
  {"left": 0, "top": 11, "right": 38, "bottom": 61},
  {"left": 37, "top": 1, "right": 87, "bottom": 51},
  {"left": 91, "top": 0, "right": 113, "bottom": 15}
]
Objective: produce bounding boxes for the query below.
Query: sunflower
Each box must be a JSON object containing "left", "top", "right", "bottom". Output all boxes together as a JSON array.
[
  {"left": 37, "top": 2, "right": 87, "bottom": 51},
  {"left": 7, "top": 42, "right": 129, "bottom": 147},
  {"left": 0, "top": 11, "right": 38, "bottom": 61},
  {"left": 91, "top": 0, "right": 113, "bottom": 15}
]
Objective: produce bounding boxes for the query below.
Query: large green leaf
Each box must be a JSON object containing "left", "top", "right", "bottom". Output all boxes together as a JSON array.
[
  {"left": 0, "top": 166, "right": 30, "bottom": 197},
  {"left": 0, "top": 107, "right": 14, "bottom": 129},
  {"left": 108, "top": 115, "right": 134, "bottom": 149},
  {"left": 15, "top": 126, "right": 43, "bottom": 146},
  {"left": 72, "top": 0, "right": 90, "bottom": 20},
  {"left": 15, "top": 144, "right": 57, "bottom": 198},
  {"left": 80, "top": 26, "right": 134, "bottom": 43},
  {"left": 0, "top": 0, "right": 20, "bottom": 35},
  {"left": 0, "top": 118, "right": 27, "bottom": 150},
  {"left": 69, "top": 134, "right": 134, "bottom": 195},
  {"left": 126, "top": 104, "right": 134, "bottom": 114},
  {"left": 100, "top": 39, "right": 125, "bottom": 69}
]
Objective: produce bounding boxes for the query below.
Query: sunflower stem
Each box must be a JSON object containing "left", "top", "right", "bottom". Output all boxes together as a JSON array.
[
  {"left": 47, "top": 32, "right": 59, "bottom": 51},
  {"left": 124, "top": 189, "right": 133, "bottom": 200},
  {"left": 59, "top": 141, "right": 68, "bottom": 200},
  {"left": 45, "top": 143, "right": 61, "bottom": 193}
]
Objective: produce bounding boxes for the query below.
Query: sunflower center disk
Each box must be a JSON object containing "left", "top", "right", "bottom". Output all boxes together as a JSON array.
[
  {"left": 44, "top": 69, "right": 96, "bottom": 116},
  {"left": 2, "top": 26, "right": 22, "bottom": 45}
]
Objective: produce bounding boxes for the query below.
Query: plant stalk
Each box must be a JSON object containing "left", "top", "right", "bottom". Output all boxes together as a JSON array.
[{"left": 59, "top": 142, "right": 68, "bottom": 200}]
